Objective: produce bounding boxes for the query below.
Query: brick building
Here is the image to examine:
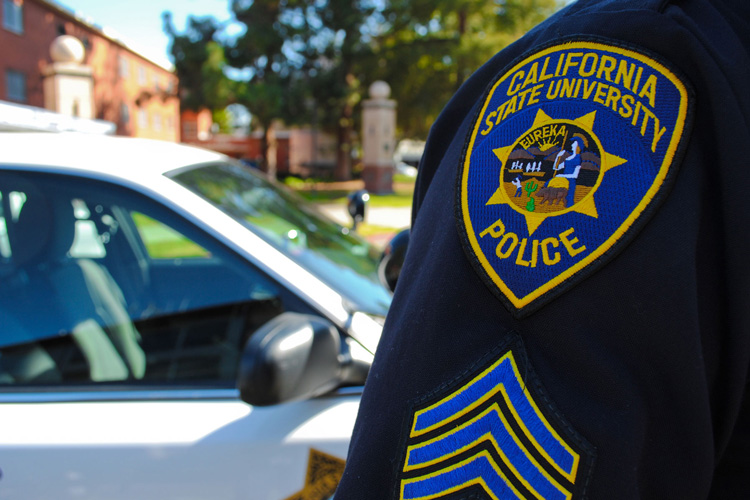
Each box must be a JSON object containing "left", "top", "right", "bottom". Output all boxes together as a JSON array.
[{"left": 0, "top": 0, "right": 179, "bottom": 140}]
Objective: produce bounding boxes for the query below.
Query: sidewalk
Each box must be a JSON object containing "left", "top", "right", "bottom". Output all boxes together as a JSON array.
[
  {"left": 317, "top": 203, "right": 411, "bottom": 249},
  {"left": 317, "top": 204, "right": 411, "bottom": 228},
  {"left": 300, "top": 178, "right": 413, "bottom": 249}
]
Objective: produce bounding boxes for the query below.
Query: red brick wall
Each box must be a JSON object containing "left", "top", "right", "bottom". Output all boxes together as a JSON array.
[{"left": 0, "top": 0, "right": 179, "bottom": 141}]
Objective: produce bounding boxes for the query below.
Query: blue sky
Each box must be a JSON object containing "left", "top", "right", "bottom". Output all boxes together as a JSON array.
[{"left": 54, "top": 0, "right": 239, "bottom": 68}]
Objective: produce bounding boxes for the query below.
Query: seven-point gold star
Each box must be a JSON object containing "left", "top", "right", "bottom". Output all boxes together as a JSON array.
[{"left": 487, "top": 109, "right": 627, "bottom": 235}]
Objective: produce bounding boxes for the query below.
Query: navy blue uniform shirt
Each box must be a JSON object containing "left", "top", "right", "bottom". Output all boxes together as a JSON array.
[{"left": 336, "top": 0, "right": 750, "bottom": 498}]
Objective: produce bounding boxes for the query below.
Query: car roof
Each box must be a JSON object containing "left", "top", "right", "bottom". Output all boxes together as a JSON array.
[{"left": 0, "top": 132, "right": 226, "bottom": 183}]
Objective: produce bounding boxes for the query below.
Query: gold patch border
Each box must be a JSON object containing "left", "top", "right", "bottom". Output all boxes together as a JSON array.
[{"left": 460, "top": 40, "right": 690, "bottom": 310}]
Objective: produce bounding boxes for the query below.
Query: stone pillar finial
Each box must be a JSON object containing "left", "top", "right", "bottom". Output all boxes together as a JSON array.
[{"left": 43, "top": 35, "right": 94, "bottom": 119}]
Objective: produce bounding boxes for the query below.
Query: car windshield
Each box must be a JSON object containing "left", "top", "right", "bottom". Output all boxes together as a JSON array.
[{"left": 169, "top": 162, "right": 392, "bottom": 317}]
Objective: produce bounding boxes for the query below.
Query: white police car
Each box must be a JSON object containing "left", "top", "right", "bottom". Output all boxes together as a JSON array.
[{"left": 0, "top": 133, "right": 391, "bottom": 499}]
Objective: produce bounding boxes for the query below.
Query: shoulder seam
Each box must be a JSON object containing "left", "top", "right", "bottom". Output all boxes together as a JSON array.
[{"left": 657, "top": 0, "right": 674, "bottom": 13}]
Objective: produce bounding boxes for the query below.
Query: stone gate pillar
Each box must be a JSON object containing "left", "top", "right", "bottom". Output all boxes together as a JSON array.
[
  {"left": 43, "top": 35, "right": 94, "bottom": 119},
  {"left": 361, "top": 81, "right": 396, "bottom": 194}
]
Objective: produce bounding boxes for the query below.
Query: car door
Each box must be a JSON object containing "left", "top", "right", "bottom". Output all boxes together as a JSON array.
[{"left": 0, "top": 170, "right": 356, "bottom": 500}]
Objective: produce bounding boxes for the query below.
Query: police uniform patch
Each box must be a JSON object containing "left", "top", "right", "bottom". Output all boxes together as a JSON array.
[
  {"left": 396, "top": 337, "right": 595, "bottom": 499},
  {"left": 284, "top": 448, "right": 346, "bottom": 500},
  {"left": 457, "top": 38, "right": 692, "bottom": 316}
]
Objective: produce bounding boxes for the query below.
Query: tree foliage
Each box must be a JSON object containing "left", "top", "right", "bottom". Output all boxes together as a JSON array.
[
  {"left": 163, "top": 13, "right": 232, "bottom": 112},
  {"left": 368, "top": 0, "right": 561, "bottom": 138},
  {"left": 164, "top": 0, "right": 562, "bottom": 176}
]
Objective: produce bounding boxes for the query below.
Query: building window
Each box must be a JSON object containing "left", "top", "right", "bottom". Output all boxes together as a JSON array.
[
  {"left": 138, "top": 108, "right": 148, "bottom": 129},
  {"left": 153, "top": 113, "right": 162, "bottom": 132},
  {"left": 138, "top": 66, "right": 147, "bottom": 86},
  {"left": 3, "top": 0, "right": 23, "bottom": 34},
  {"left": 6, "top": 69, "right": 26, "bottom": 102},
  {"left": 119, "top": 56, "right": 129, "bottom": 78}
]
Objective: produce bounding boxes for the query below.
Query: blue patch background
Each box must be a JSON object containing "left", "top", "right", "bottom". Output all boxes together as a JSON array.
[{"left": 465, "top": 46, "right": 685, "bottom": 299}]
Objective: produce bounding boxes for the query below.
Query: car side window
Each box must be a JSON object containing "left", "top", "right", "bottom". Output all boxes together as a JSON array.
[{"left": 0, "top": 172, "right": 311, "bottom": 388}]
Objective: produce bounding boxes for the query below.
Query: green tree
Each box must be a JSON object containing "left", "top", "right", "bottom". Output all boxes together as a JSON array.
[
  {"left": 163, "top": 13, "right": 232, "bottom": 112},
  {"left": 301, "top": 0, "right": 378, "bottom": 181},
  {"left": 227, "top": 0, "right": 378, "bottom": 180},
  {"left": 225, "top": 0, "right": 304, "bottom": 176},
  {"left": 368, "top": 0, "right": 561, "bottom": 139},
  {"left": 163, "top": 0, "right": 561, "bottom": 176}
]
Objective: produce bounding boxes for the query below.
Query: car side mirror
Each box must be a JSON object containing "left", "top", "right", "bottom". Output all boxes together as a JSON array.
[
  {"left": 237, "top": 312, "right": 365, "bottom": 406},
  {"left": 378, "top": 228, "right": 410, "bottom": 292}
]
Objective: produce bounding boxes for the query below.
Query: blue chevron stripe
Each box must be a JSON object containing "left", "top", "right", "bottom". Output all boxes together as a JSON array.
[
  {"left": 411, "top": 352, "right": 577, "bottom": 479},
  {"left": 402, "top": 451, "right": 523, "bottom": 500},
  {"left": 405, "top": 405, "right": 568, "bottom": 500}
]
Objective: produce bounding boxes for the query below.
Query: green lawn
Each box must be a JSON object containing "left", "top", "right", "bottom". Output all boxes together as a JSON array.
[
  {"left": 285, "top": 175, "right": 415, "bottom": 208},
  {"left": 131, "top": 212, "right": 210, "bottom": 259}
]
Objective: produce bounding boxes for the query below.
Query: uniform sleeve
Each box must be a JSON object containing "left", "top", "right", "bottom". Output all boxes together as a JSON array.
[{"left": 336, "top": 1, "right": 750, "bottom": 499}]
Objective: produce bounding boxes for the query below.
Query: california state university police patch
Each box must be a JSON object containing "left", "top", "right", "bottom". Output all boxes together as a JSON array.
[{"left": 458, "top": 39, "right": 692, "bottom": 317}]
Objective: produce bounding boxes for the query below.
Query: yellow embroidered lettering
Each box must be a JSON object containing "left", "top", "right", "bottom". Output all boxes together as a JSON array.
[
  {"left": 482, "top": 228, "right": 588, "bottom": 266},
  {"left": 515, "top": 238, "right": 531, "bottom": 267},
  {"left": 518, "top": 124, "right": 566, "bottom": 150},
  {"left": 554, "top": 53, "right": 565, "bottom": 76},
  {"left": 631, "top": 100, "right": 642, "bottom": 127},
  {"left": 530, "top": 239, "right": 540, "bottom": 268},
  {"left": 596, "top": 55, "right": 617, "bottom": 81},
  {"left": 559, "top": 227, "right": 586, "bottom": 257},
  {"left": 546, "top": 80, "right": 561, "bottom": 100},
  {"left": 527, "top": 84, "right": 543, "bottom": 105},
  {"left": 480, "top": 111, "right": 497, "bottom": 136},
  {"left": 495, "top": 101, "right": 509, "bottom": 125},
  {"left": 593, "top": 82, "right": 609, "bottom": 105},
  {"left": 503, "top": 95, "right": 518, "bottom": 120},
  {"left": 480, "top": 218, "right": 506, "bottom": 238},
  {"left": 638, "top": 74, "right": 658, "bottom": 108},
  {"left": 605, "top": 86, "right": 622, "bottom": 111},
  {"left": 651, "top": 117, "right": 667, "bottom": 152},
  {"left": 496, "top": 233, "right": 519, "bottom": 259},
  {"left": 508, "top": 71, "right": 525, "bottom": 96},
  {"left": 632, "top": 66, "right": 643, "bottom": 94},
  {"left": 582, "top": 79, "right": 597, "bottom": 99},
  {"left": 516, "top": 87, "right": 535, "bottom": 110},
  {"left": 579, "top": 53, "right": 598, "bottom": 77},
  {"left": 640, "top": 106, "right": 653, "bottom": 137},
  {"left": 522, "top": 63, "right": 539, "bottom": 90},
  {"left": 563, "top": 53, "right": 583, "bottom": 76},
  {"left": 541, "top": 238, "right": 561, "bottom": 265},
  {"left": 619, "top": 94, "right": 634, "bottom": 118},
  {"left": 559, "top": 79, "right": 579, "bottom": 99},
  {"left": 540, "top": 57, "right": 555, "bottom": 82},
  {"left": 615, "top": 60, "right": 635, "bottom": 91}
]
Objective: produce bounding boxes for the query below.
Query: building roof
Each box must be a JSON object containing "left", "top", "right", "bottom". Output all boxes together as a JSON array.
[{"left": 40, "top": 0, "right": 174, "bottom": 71}]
